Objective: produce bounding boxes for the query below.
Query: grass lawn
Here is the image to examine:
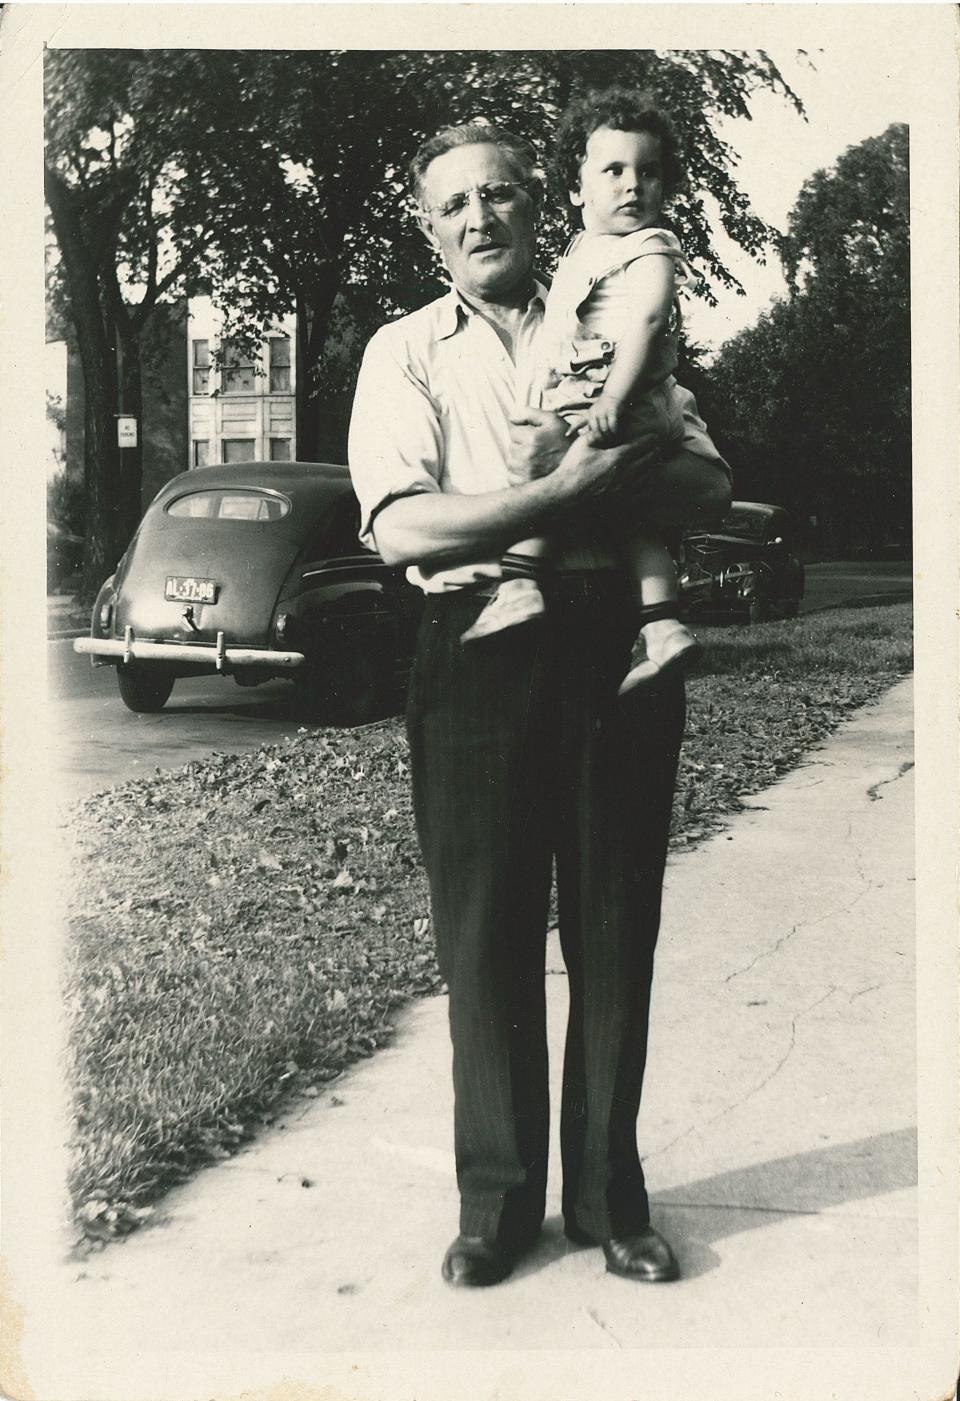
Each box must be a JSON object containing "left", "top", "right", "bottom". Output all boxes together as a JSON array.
[{"left": 64, "top": 601, "right": 912, "bottom": 1240}]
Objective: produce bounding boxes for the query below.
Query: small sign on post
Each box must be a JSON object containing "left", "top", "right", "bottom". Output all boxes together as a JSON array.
[{"left": 117, "top": 416, "right": 138, "bottom": 448}]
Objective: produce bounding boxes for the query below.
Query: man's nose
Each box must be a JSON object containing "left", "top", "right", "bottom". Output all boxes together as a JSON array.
[{"left": 464, "top": 190, "right": 497, "bottom": 229}]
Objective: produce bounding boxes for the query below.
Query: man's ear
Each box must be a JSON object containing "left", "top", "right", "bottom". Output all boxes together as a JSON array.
[
  {"left": 568, "top": 186, "right": 584, "bottom": 210},
  {"left": 417, "top": 210, "right": 440, "bottom": 252}
]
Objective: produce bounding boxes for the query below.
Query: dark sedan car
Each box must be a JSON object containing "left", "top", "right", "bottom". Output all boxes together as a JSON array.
[
  {"left": 678, "top": 501, "right": 805, "bottom": 624},
  {"left": 75, "top": 462, "right": 422, "bottom": 720}
]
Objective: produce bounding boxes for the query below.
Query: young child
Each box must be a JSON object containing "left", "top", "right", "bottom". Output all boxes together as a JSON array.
[{"left": 464, "top": 87, "right": 724, "bottom": 692}]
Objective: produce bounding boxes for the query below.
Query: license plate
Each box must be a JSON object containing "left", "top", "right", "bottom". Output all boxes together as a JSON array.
[{"left": 165, "top": 575, "right": 218, "bottom": 604}]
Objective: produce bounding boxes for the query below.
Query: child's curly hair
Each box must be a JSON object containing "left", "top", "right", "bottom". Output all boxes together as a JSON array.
[{"left": 552, "top": 87, "right": 684, "bottom": 217}]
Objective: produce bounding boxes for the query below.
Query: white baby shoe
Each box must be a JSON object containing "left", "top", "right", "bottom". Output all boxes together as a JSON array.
[
  {"left": 618, "top": 618, "right": 702, "bottom": 694},
  {"left": 461, "top": 577, "right": 546, "bottom": 643}
]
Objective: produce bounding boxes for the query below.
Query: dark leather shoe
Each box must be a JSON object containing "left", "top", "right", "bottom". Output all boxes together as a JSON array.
[
  {"left": 441, "top": 1235, "right": 518, "bottom": 1288},
  {"left": 601, "top": 1227, "right": 679, "bottom": 1281},
  {"left": 565, "top": 1221, "right": 679, "bottom": 1282}
]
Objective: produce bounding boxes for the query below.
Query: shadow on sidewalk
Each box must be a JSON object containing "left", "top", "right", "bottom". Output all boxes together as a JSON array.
[
  {"left": 508, "top": 1128, "right": 917, "bottom": 1284},
  {"left": 651, "top": 1126, "right": 918, "bottom": 1280}
]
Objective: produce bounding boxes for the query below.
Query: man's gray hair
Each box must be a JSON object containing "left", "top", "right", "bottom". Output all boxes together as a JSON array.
[{"left": 408, "top": 122, "right": 542, "bottom": 205}]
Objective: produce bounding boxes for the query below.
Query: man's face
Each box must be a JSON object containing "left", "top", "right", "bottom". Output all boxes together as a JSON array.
[{"left": 418, "top": 142, "right": 538, "bottom": 304}]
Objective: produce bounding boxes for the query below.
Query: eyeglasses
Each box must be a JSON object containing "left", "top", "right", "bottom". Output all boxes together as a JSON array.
[{"left": 421, "top": 179, "right": 536, "bottom": 222}]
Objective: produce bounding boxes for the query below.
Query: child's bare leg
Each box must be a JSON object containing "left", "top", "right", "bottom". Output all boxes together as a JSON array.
[
  {"left": 618, "top": 529, "right": 701, "bottom": 693},
  {"left": 624, "top": 531, "right": 677, "bottom": 606},
  {"left": 460, "top": 536, "right": 548, "bottom": 643}
]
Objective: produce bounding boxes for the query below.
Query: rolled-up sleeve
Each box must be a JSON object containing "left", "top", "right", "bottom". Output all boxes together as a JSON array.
[{"left": 348, "top": 326, "right": 444, "bottom": 551}]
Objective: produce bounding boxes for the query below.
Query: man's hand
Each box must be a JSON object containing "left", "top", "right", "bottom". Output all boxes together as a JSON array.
[
  {"left": 550, "top": 423, "right": 662, "bottom": 507},
  {"left": 507, "top": 406, "right": 569, "bottom": 485}
]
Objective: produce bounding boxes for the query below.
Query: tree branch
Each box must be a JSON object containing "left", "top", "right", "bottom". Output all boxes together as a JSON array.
[
  {"left": 71, "top": 144, "right": 91, "bottom": 192},
  {"left": 129, "top": 224, "right": 216, "bottom": 334}
]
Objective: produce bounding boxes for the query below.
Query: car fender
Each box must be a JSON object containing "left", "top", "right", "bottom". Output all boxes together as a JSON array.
[
  {"left": 275, "top": 573, "right": 400, "bottom": 663},
  {"left": 85, "top": 573, "right": 119, "bottom": 663}
]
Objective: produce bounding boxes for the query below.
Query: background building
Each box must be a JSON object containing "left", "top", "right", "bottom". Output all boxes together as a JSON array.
[
  {"left": 49, "top": 298, "right": 299, "bottom": 518},
  {"left": 187, "top": 298, "right": 297, "bottom": 471}
]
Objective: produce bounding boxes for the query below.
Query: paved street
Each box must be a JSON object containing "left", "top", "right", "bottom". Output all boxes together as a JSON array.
[
  {"left": 794, "top": 559, "right": 912, "bottom": 612},
  {"left": 47, "top": 648, "right": 313, "bottom": 802},
  {"left": 19, "top": 678, "right": 943, "bottom": 1401},
  {"left": 48, "top": 561, "right": 911, "bottom": 805}
]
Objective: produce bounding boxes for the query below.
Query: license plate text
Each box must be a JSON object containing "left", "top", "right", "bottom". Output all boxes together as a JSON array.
[{"left": 165, "top": 576, "right": 218, "bottom": 604}]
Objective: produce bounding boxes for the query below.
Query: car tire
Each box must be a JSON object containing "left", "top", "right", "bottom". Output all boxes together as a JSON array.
[
  {"left": 296, "top": 642, "right": 393, "bottom": 726},
  {"left": 746, "top": 591, "right": 769, "bottom": 625},
  {"left": 116, "top": 663, "right": 176, "bottom": 713},
  {"left": 329, "top": 651, "right": 392, "bottom": 724},
  {"left": 782, "top": 598, "right": 800, "bottom": 619}
]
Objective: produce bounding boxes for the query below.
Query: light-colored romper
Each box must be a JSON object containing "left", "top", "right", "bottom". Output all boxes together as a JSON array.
[{"left": 522, "top": 226, "right": 704, "bottom": 456}]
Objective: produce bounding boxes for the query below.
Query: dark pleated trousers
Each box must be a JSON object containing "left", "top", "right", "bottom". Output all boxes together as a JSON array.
[{"left": 405, "top": 572, "right": 684, "bottom": 1248}]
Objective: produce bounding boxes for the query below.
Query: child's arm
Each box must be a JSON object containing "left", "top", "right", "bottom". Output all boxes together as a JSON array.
[{"left": 582, "top": 254, "right": 676, "bottom": 445}]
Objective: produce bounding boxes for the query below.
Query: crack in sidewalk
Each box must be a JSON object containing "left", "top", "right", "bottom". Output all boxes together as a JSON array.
[
  {"left": 722, "top": 754, "right": 911, "bottom": 987},
  {"left": 723, "top": 887, "right": 872, "bottom": 982},
  {"left": 646, "top": 987, "right": 839, "bottom": 1162},
  {"left": 723, "top": 823, "right": 876, "bottom": 986},
  {"left": 867, "top": 760, "right": 914, "bottom": 801},
  {"left": 584, "top": 1306, "right": 623, "bottom": 1347}
]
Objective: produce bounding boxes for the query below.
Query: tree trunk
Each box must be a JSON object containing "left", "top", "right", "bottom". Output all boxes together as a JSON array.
[
  {"left": 296, "top": 267, "right": 342, "bottom": 461},
  {"left": 79, "top": 336, "right": 123, "bottom": 592},
  {"left": 117, "top": 323, "right": 146, "bottom": 538},
  {"left": 45, "top": 169, "right": 134, "bottom": 596},
  {"left": 295, "top": 296, "right": 320, "bottom": 461}
]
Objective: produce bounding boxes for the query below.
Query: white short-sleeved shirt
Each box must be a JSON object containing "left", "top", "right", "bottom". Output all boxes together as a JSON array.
[
  {"left": 348, "top": 280, "right": 726, "bottom": 594},
  {"left": 348, "top": 282, "right": 610, "bottom": 593}
]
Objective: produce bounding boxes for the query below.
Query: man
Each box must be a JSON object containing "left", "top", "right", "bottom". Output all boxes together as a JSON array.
[{"left": 348, "top": 123, "right": 730, "bottom": 1288}]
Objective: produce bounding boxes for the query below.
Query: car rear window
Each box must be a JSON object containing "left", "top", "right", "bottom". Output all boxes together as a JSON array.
[
  {"left": 167, "top": 489, "right": 291, "bottom": 521},
  {"left": 719, "top": 509, "right": 769, "bottom": 542}
]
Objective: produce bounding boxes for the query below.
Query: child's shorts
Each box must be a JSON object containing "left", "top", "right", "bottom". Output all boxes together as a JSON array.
[{"left": 541, "top": 338, "right": 686, "bottom": 453}]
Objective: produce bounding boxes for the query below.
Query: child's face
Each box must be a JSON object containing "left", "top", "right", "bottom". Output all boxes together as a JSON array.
[{"left": 570, "top": 127, "right": 664, "bottom": 236}]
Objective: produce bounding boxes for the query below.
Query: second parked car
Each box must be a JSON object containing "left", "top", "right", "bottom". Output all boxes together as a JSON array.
[{"left": 678, "top": 501, "right": 805, "bottom": 624}]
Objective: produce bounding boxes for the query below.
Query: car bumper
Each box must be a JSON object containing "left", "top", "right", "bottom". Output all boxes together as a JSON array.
[{"left": 74, "top": 630, "right": 305, "bottom": 672}]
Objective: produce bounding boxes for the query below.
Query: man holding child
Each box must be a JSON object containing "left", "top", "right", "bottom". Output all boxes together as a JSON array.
[{"left": 348, "top": 93, "right": 730, "bottom": 1289}]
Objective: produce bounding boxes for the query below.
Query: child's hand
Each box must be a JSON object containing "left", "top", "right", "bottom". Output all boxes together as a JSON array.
[{"left": 583, "top": 395, "right": 626, "bottom": 446}]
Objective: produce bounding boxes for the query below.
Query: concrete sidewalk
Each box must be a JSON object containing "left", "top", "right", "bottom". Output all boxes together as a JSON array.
[{"left": 34, "top": 679, "right": 918, "bottom": 1397}]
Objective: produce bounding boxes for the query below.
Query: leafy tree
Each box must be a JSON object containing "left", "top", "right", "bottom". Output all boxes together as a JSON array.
[
  {"left": 47, "top": 469, "right": 86, "bottom": 539},
  {"left": 201, "top": 49, "right": 803, "bottom": 456},
  {"left": 46, "top": 52, "right": 221, "bottom": 588},
  {"left": 46, "top": 48, "right": 803, "bottom": 588},
  {"left": 703, "top": 124, "right": 910, "bottom": 554}
]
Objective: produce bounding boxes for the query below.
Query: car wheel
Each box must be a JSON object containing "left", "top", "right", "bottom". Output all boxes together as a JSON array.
[
  {"left": 116, "top": 663, "right": 175, "bottom": 713},
  {"left": 782, "top": 598, "right": 800, "bottom": 619},
  {"left": 296, "top": 645, "right": 393, "bottom": 726},
  {"left": 329, "top": 651, "right": 391, "bottom": 724},
  {"left": 746, "top": 591, "right": 769, "bottom": 625}
]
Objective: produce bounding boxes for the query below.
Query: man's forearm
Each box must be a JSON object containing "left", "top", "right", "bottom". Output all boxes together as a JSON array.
[
  {"left": 370, "top": 423, "right": 654, "bottom": 567},
  {"left": 370, "top": 470, "right": 574, "bottom": 568}
]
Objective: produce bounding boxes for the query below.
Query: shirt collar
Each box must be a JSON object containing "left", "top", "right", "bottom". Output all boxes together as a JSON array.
[{"left": 433, "top": 281, "right": 548, "bottom": 341}]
